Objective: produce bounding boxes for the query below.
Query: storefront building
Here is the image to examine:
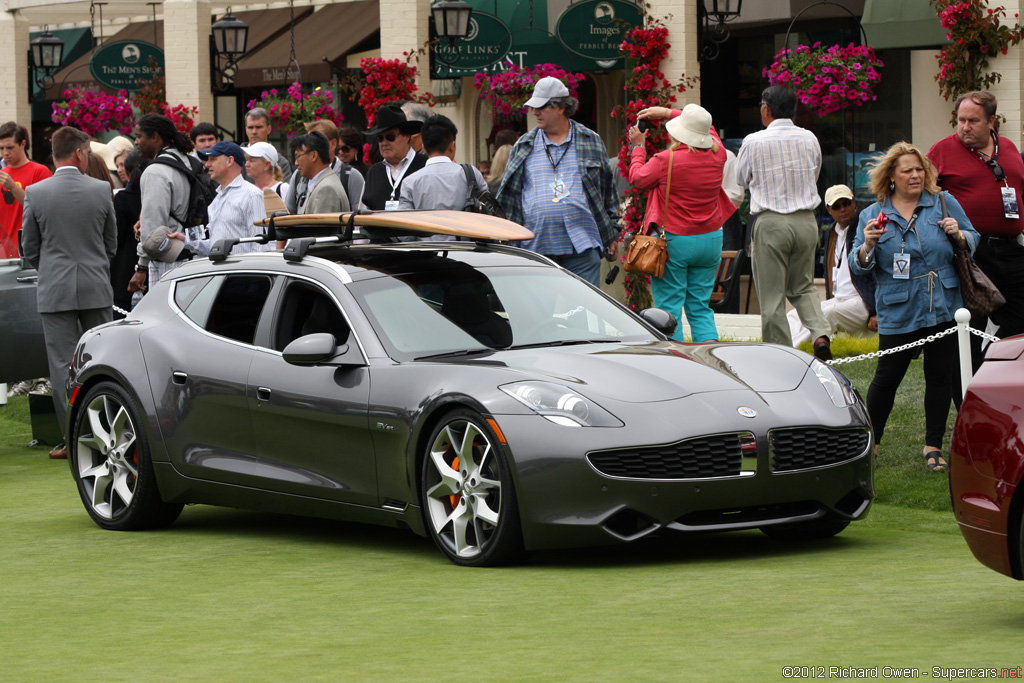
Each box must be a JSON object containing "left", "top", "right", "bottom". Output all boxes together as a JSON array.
[{"left": 3, "top": 0, "right": 1023, "bottom": 190}]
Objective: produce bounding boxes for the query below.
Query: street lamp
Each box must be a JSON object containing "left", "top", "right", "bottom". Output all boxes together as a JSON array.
[
  {"left": 210, "top": 7, "right": 249, "bottom": 90},
  {"left": 431, "top": 0, "right": 473, "bottom": 48},
  {"left": 28, "top": 26, "right": 65, "bottom": 91},
  {"left": 699, "top": 0, "right": 743, "bottom": 62}
]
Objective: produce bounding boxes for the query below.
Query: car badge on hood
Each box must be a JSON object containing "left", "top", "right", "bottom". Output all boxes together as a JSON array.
[{"left": 737, "top": 407, "right": 757, "bottom": 418}]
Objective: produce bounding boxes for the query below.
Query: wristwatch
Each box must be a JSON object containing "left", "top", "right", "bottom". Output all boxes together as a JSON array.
[{"left": 135, "top": 263, "right": 147, "bottom": 273}]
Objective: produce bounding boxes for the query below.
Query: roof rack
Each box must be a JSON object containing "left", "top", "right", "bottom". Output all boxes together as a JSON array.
[{"left": 208, "top": 209, "right": 534, "bottom": 263}]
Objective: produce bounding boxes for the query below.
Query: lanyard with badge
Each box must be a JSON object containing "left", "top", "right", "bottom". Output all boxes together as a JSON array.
[
  {"left": 975, "top": 132, "right": 1019, "bottom": 219},
  {"left": 545, "top": 131, "right": 572, "bottom": 203},
  {"left": 384, "top": 158, "right": 411, "bottom": 211},
  {"left": 892, "top": 209, "right": 922, "bottom": 280},
  {"left": 832, "top": 227, "right": 847, "bottom": 286}
]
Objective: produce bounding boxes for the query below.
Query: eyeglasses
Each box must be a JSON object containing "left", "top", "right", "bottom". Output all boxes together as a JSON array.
[
  {"left": 376, "top": 132, "right": 400, "bottom": 143},
  {"left": 830, "top": 199, "right": 853, "bottom": 209},
  {"left": 293, "top": 150, "right": 311, "bottom": 162}
]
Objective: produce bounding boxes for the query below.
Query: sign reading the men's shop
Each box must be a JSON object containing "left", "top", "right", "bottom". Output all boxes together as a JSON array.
[
  {"left": 431, "top": 12, "right": 512, "bottom": 79},
  {"left": 554, "top": 0, "right": 642, "bottom": 61},
  {"left": 90, "top": 41, "right": 164, "bottom": 90}
]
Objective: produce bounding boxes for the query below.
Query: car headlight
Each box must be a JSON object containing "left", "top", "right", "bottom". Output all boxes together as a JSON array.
[
  {"left": 811, "top": 359, "right": 859, "bottom": 408},
  {"left": 500, "top": 381, "right": 622, "bottom": 427}
]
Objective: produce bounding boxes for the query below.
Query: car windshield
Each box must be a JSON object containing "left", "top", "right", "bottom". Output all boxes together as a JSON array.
[{"left": 347, "top": 264, "right": 655, "bottom": 360}]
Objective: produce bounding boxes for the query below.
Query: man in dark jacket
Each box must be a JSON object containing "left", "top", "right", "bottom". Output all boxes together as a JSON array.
[{"left": 788, "top": 184, "right": 876, "bottom": 344}]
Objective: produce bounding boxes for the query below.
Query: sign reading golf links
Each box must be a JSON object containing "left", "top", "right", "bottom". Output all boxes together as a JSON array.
[
  {"left": 433, "top": 12, "right": 513, "bottom": 78},
  {"left": 554, "top": 0, "right": 641, "bottom": 61},
  {"left": 90, "top": 41, "right": 164, "bottom": 90}
]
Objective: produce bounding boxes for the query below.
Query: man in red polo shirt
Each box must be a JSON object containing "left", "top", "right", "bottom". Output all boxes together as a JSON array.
[
  {"left": 0, "top": 121, "right": 52, "bottom": 259},
  {"left": 928, "top": 91, "right": 1024, "bottom": 368}
]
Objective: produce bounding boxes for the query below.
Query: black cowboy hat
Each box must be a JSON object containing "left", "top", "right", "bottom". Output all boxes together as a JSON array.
[{"left": 365, "top": 104, "right": 423, "bottom": 137}]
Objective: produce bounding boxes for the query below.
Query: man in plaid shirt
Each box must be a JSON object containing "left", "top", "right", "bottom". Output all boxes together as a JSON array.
[{"left": 496, "top": 77, "right": 619, "bottom": 287}]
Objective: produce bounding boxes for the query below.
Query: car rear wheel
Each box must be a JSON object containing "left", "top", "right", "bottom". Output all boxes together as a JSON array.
[
  {"left": 421, "top": 410, "right": 523, "bottom": 566},
  {"left": 759, "top": 515, "right": 850, "bottom": 541},
  {"left": 71, "top": 381, "right": 183, "bottom": 531}
]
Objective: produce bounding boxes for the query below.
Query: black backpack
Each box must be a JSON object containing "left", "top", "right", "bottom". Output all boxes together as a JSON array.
[
  {"left": 151, "top": 152, "right": 219, "bottom": 229},
  {"left": 461, "top": 164, "right": 506, "bottom": 219}
]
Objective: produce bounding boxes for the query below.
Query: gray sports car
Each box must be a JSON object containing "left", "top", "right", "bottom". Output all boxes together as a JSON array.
[{"left": 65, "top": 220, "right": 874, "bottom": 566}]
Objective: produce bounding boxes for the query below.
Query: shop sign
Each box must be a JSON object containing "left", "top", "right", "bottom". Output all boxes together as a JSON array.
[
  {"left": 554, "top": 0, "right": 641, "bottom": 61},
  {"left": 90, "top": 41, "right": 164, "bottom": 90},
  {"left": 432, "top": 12, "right": 512, "bottom": 78}
]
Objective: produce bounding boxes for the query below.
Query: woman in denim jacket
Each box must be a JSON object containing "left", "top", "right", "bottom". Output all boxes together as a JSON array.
[{"left": 850, "top": 142, "right": 979, "bottom": 471}]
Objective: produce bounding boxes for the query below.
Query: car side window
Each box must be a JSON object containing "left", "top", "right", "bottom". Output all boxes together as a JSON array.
[
  {"left": 180, "top": 274, "right": 274, "bottom": 345},
  {"left": 273, "top": 281, "right": 351, "bottom": 351}
]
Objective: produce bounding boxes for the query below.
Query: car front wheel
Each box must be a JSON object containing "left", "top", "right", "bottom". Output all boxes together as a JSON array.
[
  {"left": 71, "top": 381, "right": 183, "bottom": 531},
  {"left": 421, "top": 410, "right": 523, "bottom": 566}
]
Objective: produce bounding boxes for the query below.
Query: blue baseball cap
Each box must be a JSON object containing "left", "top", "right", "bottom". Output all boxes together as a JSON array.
[{"left": 197, "top": 141, "right": 246, "bottom": 168}]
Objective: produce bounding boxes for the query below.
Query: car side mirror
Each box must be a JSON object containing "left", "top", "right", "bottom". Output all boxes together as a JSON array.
[
  {"left": 639, "top": 308, "right": 678, "bottom": 338},
  {"left": 282, "top": 333, "right": 357, "bottom": 366}
]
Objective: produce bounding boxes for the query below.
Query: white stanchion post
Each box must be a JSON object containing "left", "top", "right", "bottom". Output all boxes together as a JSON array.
[
  {"left": 0, "top": 383, "right": 6, "bottom": 406},
  {"left": 955, "top": 308, "right": 973, "bottom": 401}
]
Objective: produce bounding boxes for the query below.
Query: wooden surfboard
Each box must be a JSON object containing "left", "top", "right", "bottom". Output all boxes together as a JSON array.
[{"left": 256, "top": 210, "right": 534, "bottom": 242}]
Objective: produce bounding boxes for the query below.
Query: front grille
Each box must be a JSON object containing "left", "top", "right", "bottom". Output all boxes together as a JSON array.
[
  {"left": 770, "top": 427, "right": 870, "bottom": 472},
  {"left": 588, "top": 434, "right": 743, "bottom": 479}
]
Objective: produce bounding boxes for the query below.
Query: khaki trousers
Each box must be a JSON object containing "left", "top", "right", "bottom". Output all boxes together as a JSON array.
[{"left": 750, "top": 210, "right": 829, "bottom": 346}]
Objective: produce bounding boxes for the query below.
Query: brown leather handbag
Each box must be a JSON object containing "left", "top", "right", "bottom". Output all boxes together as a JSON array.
[
  {"left": 623, "top": 151, "right": 672, "bottom": 279},
  {"left": 939, "top": 193, "right": 1005, "bottom": 318}
]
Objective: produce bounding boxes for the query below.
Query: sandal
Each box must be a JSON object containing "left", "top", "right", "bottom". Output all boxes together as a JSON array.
[{"left": 924, "top": 447, "right": 948, "bottom": 472}]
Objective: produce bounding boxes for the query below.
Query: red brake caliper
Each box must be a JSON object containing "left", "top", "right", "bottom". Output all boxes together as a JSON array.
[{"left": 449, "top": 456, "right": 461, "bottom": 509}]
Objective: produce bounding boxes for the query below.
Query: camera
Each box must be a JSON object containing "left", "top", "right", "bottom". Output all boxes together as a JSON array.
[{"left": 637, "top": 120, "right": 652, "bottom": 134}]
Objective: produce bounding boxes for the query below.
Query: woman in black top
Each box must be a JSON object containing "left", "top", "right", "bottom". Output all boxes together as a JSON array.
[{"left": 111, "top": 153, "right": 147, "bottom": 317}]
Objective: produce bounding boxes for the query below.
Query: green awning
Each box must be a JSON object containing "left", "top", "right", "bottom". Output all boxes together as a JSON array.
[{"left": 862, "top": 0, "right": 948, "bottom": 49}]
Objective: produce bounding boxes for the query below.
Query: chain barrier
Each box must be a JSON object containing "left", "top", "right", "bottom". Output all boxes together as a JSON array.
[{"left": 826, "top": 317, "right": 1001, "bottom": 366}]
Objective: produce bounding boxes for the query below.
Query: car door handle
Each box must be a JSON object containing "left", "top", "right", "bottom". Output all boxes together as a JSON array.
[
  {"left": 172, "top": 371, "right": 188, "bottom": 385},
  {"left": 256, "top": 387, "right": 272, "bottom": 402}
]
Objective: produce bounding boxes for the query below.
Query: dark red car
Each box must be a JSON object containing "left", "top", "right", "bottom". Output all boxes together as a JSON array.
[{"left": 950, "top": 335, "right": 1024, "bottom": 579}]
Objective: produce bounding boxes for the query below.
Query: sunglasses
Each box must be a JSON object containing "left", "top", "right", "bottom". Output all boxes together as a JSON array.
[
  {"left": 985, "top": 157, "right": 1006, "bottom": 182},
  {"left": 339, "top": 145, "right": 351, "bottom": 153},
  {"left": 1, "top": 188, "right": 13, "bottom": 205},
  {"left": 376, "top": 132, "right": 400, "bottom": 143},
  {"left": 829, "top": 199, "right": 853, "bottom": 209}
]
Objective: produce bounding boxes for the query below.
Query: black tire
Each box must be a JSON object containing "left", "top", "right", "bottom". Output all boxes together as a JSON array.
[
  {"left": 759, "top": 515, "right": 850, "bottom": 541},
  {"left": 420, "top": 410, "right": 523, "bottom": 566},
  {"left": 71, "top": 381, "right": 183, "bottom": 531}
]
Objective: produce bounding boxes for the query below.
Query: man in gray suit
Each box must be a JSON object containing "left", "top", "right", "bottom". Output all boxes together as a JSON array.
[
  {"left": 290, "top": 132, "right": 348, "bottom": 215},
  {"left": 22, "top": 126, "right": 117, "bottom": 459}
]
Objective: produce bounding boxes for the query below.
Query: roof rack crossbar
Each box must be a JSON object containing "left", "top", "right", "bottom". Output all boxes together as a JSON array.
[
  {"left": 208, "top": 233, "right": 274, "bottom": 262},
  {"left": 283, "top": 235, "right": 342, "bottom": 262}
]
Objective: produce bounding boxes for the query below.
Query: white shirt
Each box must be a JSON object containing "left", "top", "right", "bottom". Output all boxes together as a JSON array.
[
  {"left": 736, "top": 118, "right": 821, "bottom": 214},
  {"left": 186, "top": 173, "right": 271, "bottom": 256},
  {"left": 832, "top": 223, "right": 858, "bottom": 299}
]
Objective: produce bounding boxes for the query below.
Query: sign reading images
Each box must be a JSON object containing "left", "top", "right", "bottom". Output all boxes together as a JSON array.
[
  {"left": 90, "top": 41, "right": 164, "bottom": 90},
  {"left": 554, "top": 0, "right": 642, "bottom": 61},
  {"left": 432, "top": 12, "right": 513, "bottom": 79}
]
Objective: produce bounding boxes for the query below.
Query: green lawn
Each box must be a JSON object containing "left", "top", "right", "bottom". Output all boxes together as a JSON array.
[{"left": 1, "top": 360, "right": 1020, "bottom": 681}]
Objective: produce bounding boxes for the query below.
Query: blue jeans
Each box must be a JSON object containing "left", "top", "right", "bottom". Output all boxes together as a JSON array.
[
  {"left": 548, "top": 248, "right": 602, "bottom": 288},
  {"left": 651, "top": 230, "right": 723, "bottom": 342}
]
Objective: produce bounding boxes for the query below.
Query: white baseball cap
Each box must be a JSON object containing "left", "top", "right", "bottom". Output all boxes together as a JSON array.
[
  {"left": 241, "top": 141, "right": 278, "bottom": 166},
  {"left": 524, "top": 77, "right": 571, "bottom": 109},
  {"left": 824, "top": 184, "right": 854, "bottom": 207}
]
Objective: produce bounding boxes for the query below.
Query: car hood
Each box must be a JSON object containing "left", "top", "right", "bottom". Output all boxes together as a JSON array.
[{"left": 466, "top": 341, "right": 811, "bottom": 403}]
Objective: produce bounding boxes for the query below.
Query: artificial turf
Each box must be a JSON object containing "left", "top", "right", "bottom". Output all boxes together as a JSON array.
[{"left": 0, "top": 362, "right": 1018, "bottom": 681}]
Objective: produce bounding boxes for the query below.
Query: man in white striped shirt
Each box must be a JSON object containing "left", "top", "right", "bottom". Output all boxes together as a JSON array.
[
  {"left": 169, "top": 142, "right": 270, "bottom": 257},
  {"left": 737, "top": 86, "right": 832, "bottom": 360}
]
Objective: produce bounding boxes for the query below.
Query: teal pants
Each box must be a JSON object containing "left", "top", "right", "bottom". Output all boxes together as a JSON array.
[{"left": 651, "top": 229, "right": 723, "bottom": 342}]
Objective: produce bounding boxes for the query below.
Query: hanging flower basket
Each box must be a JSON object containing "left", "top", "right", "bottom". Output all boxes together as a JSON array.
[
  {"left": 473, "top": 64, "right": 585, "bottom": 127},
  {"left": 51, "top": 87, "right": 135, "bottom": 137},
  {"left": 247, "top": 82, "right": 344, "bottom": 134},
  {"left": 763, "top": 43, "right": 883, "bottom": 117}
]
